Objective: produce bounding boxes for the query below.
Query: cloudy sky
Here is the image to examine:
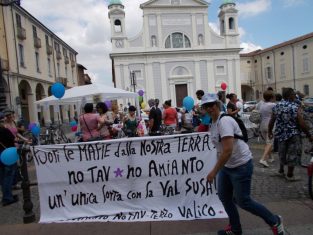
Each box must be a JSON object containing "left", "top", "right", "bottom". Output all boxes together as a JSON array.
[{"left": 21, "top": 0, "right": 312, "bottom": 85}]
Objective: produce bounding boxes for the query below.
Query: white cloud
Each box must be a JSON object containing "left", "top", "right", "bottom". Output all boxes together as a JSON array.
[
  {"left": 20, "top": 0, "right": 264, "bottom": 85},
  {"left": 21, "top": 0, "right": 149, "bottom": 85},
  {"left": 240, "top": 42, "right": 262, "bottom": 53},
  {"left": 237, "top": 0, "right": 271, "bottom": 18}
]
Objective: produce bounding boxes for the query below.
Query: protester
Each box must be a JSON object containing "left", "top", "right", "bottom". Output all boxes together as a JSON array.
[
  {"left": 148, "top": 99, "right": 162, "bottom": 135},
  {"left": 268, "top": 88, "right": 313, "bottom": 181},
  {"left": 236, "top": 98, "right": 243, "bottom": 116},
  {"left": 258, "top": 90, "right": 276, "bottom": 167},
  {"left": 79, "top": 103, "right": 100, "bottom": 142},
  {"left": 96, "top": 102, "right": 112, "bottom": 140},
  {"left": 272, "top": 93, "right": 283, "bottom": 153},
  {"left": 123, "top": 105, "right": 138, "bottom": 137},
  {"left": 3, "top": 109, "right": 29, "bottom": 143},
  {"left": 217, "top": 91, "right": 227, "bottom": 113},
  {"left": 163, "top": 100, "right": 178, "bottom": 129},
  {"left": 196, "top": 90, "right": 210, "bottom": 132},
  {"left": 203, "top": 93, "right": 285, "bottom": 235},
  {"left": 226, "top": 93, "right": 240, "bottom": 117},
  {"left": 0, "top": 116, "right": 19, "bottom": 206}
]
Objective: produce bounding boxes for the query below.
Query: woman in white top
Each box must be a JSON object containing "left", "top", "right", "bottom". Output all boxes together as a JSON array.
[
  {"left": 202, "top": 93, "right": 284, "bottom": 235},
  {"left": 259, "top": 90, "right": 276, "bottom": 167}
]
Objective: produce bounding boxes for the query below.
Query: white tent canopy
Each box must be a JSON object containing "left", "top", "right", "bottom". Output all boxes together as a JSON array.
[{"left": 36, "top": 83, "right": 138, "bottom": 106}]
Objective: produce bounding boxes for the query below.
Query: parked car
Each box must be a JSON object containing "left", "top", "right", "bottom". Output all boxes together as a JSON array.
[{"left": 243, "top": 100, "right": 257, "bottom": 112}]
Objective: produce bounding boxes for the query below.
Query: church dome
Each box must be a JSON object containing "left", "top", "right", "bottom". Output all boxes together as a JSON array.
[{"left": 108, "top": 0, "right": 123, "bottom": 6}]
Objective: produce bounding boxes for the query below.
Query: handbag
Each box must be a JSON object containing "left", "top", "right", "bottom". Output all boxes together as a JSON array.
[
  {"left": 82, "top": 115, "right": 102, "bottom": 142},
  {"left": 249, "top": 110, "right": 261, "bottom": 124}
]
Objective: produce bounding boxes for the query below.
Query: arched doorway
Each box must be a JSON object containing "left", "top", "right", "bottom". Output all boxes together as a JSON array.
[
  {"left": 35, "top": 83, "right": 45, "bottom": 125},
  {"left": 18, "top": 80, "right": 32, "bottom": 123}
]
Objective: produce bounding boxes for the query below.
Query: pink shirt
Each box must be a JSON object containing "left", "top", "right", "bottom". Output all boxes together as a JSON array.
[{"left": 79, "top": 113, "right": 100, "bottom": 141}]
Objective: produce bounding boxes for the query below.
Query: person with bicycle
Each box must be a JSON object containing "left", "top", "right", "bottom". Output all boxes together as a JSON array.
[
  {"left": 268, "top": 88, "right": 313, "bottom": 181},
  {"left": 203, "top": 93, "right": 285, "bottom": 235}
]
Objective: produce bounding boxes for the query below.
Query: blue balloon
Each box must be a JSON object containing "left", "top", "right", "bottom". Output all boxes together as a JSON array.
[
  {"left": 31, "top": 125, "right": 41, "bottom": 137},
  {"left": 70, "top": 120, "right": 77, "bottom": 127},
  {"left": 51, "top": 83, "right": 65, "bottom": 99},
  {"left": 0, "top": 147, "right": 19, "bottom": 166},
  {"left": 183, "top": 96, "right": 194, "bottom": 111}
]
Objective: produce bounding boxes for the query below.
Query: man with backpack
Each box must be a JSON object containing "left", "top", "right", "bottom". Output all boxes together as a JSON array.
[{"left": 202, "top": 93, "right": 285, "bottom": 235}]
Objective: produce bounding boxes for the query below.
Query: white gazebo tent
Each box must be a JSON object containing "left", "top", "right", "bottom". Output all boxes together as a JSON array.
[{"left": 35, "top": 84, "right": 140, "bottom": 119}]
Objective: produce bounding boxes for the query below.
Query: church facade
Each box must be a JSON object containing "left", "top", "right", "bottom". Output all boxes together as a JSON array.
[{"left": 109, "top": 0, "right": 241, "bottom": 107}]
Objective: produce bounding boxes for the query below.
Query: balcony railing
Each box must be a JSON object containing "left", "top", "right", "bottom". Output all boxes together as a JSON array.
[
  {"left": 64, "top": 56, "right": 69, "bottom": 64},
  {"left": 56, "top": 77, "right": 67, "bottom": 87},
  {"left": 34, "top": 37, "right": 41, "bottom": 48},
  {"left": 0, "top": 59, "right": 9, "bottom": 71},
  {"left": 17, "top": 27, "right": 26, "bottom": 40},
  {"left": 46, "top": 45, "right": 53, "bottom": 55},
  {"left": 56, "top": 51, "right": 62, "bottom": 60}
]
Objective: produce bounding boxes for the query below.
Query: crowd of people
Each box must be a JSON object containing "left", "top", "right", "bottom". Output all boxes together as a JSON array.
[{"left": 1, "top": 86, "right": 313, "bottom": 235}]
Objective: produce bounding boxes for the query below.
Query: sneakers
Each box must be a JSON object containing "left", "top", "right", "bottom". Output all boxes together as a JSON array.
[
  {"left": 217, "top": 225, "right": 242, "bottom": 235},
  {"left": 259, "top": 159, "right": 269, "bottom": 167},
  {"left": 272, "top": 215, "right": 285, "bottom": 235}
]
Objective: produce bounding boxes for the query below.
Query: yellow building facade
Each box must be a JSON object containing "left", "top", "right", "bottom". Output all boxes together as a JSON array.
[
  {"left": 0, "top": 3, "right": 78, "bottom": 124},
  {"left": 240, "top": 32, "right": 313, "bottom": 101}
]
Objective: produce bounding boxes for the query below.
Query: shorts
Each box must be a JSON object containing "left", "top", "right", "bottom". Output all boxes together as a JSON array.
[{"left": 278, "top": 135, "right": 302, "bottom": 167}]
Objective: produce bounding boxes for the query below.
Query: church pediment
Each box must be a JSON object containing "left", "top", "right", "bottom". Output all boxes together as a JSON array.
[{"left": 140, "top": 0, "right": 208, "bottom": 9}]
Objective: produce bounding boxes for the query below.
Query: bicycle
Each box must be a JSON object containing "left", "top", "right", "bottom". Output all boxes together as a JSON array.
[
  {"left": 240, "top": 113, "right": 263, "bottom": 141},
  {"left": 159, "top": 124, "right": 175, "bottom": 135},
  {"left": 40, "top": 123, "right": 71, "bottom": 145}
]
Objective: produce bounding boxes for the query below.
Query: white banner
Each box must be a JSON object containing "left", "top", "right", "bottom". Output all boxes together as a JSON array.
[{"left": 32, "top": 133, "right": 226, "bottom": 223}]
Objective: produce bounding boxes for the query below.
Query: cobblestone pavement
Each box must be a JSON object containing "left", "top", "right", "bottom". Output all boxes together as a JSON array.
[{"left": 0, "top": 140, "right": 312, "bottom": 225}]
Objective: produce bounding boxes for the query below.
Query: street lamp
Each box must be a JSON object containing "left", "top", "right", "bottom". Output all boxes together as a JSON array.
[
  {"left": 130, "top": 70, "right": 136, "bottom": 93},
  {"left": 0, "top": 0, "right": 20, "bottom": 6}
]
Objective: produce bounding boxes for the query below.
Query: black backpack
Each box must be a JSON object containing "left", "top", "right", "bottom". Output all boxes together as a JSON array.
[{"left": 218, "top": 113, "right": 248, "bottom": 142}]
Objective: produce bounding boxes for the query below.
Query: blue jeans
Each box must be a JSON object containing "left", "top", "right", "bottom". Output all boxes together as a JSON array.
[
  {"left": 0, "top": 163, "right": 17, "bottom": 203},
  {"left": 218, "top": 160, "right": 277, "bottom": 232}
]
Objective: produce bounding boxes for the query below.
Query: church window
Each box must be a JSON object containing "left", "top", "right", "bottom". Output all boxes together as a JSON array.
[
  {"left": 165, "top": 33, "right": 191, "bottom": 49},
  {"left": 229, "top": 17, "right": 235, "bottom": 30},
  {"left": 265, "top": 66, "right": 272, "bottom": 80},
  {"left": 114, "top": 19, "right": 122, "bottom": 33},
  {"left": 303, "top": 57, "right": 309, "bottom": 73}
]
